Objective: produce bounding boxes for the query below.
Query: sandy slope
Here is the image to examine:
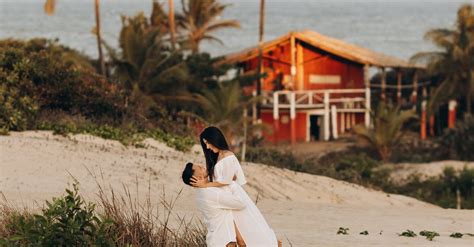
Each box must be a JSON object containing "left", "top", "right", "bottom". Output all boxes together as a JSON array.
[{"left": 1, "top": 131, "right": 473, "bottom": 246}]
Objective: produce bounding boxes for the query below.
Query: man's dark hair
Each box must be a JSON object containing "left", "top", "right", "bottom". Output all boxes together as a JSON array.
[{"left": 182, "top": 162, "right": 194, "bottom": 186}]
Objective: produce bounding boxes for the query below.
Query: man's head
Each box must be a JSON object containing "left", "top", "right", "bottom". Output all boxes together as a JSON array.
[{"left": 182, "top": 162, "right": 207, "bottom": 186}]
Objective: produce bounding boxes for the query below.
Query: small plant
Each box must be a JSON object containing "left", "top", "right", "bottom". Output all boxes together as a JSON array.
[
  {"left": 1, "top": 182, "right": 114, "bottom": 246},
  {"left": 398, "top": 229, "right": 417, "bottom": 237},
  {"left": 449, "top": 232, "right": 463, "bottom": 238},
  {"left": 337, "top": 227, "right": 349, "bottom": 235},
  {"left": 353, "top": 102, "right": 417, "bottom": 162},
  {"left": 419, "top": 230, "right": 439, "bottom": 241},
  {"left": 359, "top": 230, "right": 369, "bottom": 235}
]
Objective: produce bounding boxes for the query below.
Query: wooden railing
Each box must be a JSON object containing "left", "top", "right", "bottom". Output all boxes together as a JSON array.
[{"left": 262, "top": 88, "right": 371, "bottom": 141}]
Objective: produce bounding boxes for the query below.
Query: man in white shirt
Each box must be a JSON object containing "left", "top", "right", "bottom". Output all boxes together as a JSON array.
[{"left": 182, "top": 162, "right": 246, "bottom": 247}]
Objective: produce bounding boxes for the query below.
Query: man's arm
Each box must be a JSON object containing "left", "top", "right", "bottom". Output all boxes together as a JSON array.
[{"left": 216, "top": 184, "right": 246, "bottom": 210}]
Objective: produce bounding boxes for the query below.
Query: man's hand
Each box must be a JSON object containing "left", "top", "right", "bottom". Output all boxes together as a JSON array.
[
  {"left": 233, "top": 174, "right": 237, "bottom": 181},
  {"left": 190, "top": 176, "right": 207, "bottom": 188}
]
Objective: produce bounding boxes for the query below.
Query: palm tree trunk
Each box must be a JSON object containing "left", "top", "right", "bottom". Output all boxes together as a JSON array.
[
  {"left": 94, "top": 0, "right": 106, "bottom": 77},
  {"left": 168, "top": 0, "right": 176, "bottom": 50},
  {"left": 256, "top": 0, "right": 265, "bottom": 120}
]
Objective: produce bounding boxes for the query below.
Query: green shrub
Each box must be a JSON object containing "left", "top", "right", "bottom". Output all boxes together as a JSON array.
[
  {"left": 0, "top": 68, "right": 38, "bottom": 132},
  {"left": 383, "top": 167, "right": 474, "bottom": 209},
  {"left": 1, "top": 183, "right": 114, "bottom": 246},
  {"left": 438, "top": 116, "right": 474, "bottom": 161},
  {"left": 0, "top": 38, "right": 125, "bottom": 132},
  {"left": 1, "top": 182, "right": 206, "bottom": 247}
]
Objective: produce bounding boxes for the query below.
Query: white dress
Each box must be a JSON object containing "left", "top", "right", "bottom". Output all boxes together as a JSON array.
[
  {"left": 195, "top": 184, "right": 246, "bottom": 247},
  {"left": 214, "top": 155, "right": 278, "bottom": 247}
]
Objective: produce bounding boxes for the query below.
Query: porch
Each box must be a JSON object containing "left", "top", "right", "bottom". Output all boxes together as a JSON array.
[{"left": 260, "top": 88, "right": 370, "bottom": 143}]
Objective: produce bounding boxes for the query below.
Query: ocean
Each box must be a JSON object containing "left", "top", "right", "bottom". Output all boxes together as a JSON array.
[{"left": 0, "top": 0, "right": 471, "bottom": 60}]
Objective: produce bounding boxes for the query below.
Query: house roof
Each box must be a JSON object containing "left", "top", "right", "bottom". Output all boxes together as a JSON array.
[{"left": 221, "top": 30, "right": 424, "bottom": 69}]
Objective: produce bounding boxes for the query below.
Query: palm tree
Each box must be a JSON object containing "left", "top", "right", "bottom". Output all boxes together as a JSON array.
[
  {"left": 179, "top": 0, "right": 240, "bottom": 54},
  {"left": 193, "top": 80, "right": 259, "bottom": 147},
  {"left": 44, "top": 0, "right": 106, "bottom": 77},
  {"left": 353, "top": 103, "right": 418, "bottom": 162},
  {"left": 105, "top": 12, "right": 188, "bottom": 103},
  {"left": 411, "top": 4, "right": 474, "bottom": 117}
]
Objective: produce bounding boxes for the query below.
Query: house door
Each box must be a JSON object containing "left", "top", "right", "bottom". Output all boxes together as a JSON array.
[{"left": 309, "top": 115, "right": 320, "bottom": 141}]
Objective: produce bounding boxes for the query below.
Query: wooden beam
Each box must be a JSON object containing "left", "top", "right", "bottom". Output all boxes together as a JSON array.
[
  {"left": 273, "top": 93, "right": 279, "bottom": 143},
  {"left": 296, "top": 42, "right": 304, "bottom": 90},
  {"left": 290, "top": 92, "right": 296, "bottom": 144},
  {"left": 290, "top": 35, "right": 296, "bottom": 89},
  {"left": 323, "top": 92, "right": 330, "bottom": 141},
  {"left": 331, "top": 105, "right": 338, "bottom": 139},
  {"left": 364, "top": 64, "right": 371, "bottom": 128}
]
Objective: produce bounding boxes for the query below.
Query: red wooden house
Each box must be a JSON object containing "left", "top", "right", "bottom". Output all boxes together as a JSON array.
[{"left": 222, "top": 30, "right": 421, "bottom": 143}]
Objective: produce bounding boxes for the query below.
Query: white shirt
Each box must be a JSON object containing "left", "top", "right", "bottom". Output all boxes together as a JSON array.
[
  {"left": 195, "top": 183, "right": 245, "bottom": 247},
  {"left": 214, "top": 155, "right": 278, "bottom": 247}
]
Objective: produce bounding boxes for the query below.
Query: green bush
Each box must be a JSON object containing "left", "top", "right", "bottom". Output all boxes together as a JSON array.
[
  {"left": 0, "top": 39, "right": 125, "bottom": 132},
  {"left": 1, "top": 183, "right": 114, "bottom": 246},
  {"left": 1, "top": 182, "right": 206, "bottom": 247},
  {"left": 385, "top": 167, "right": 474, "bottom": 209},
  {"left": 438, "top": 116, "right": 474, "bottom": 161},
  {"left": 0, "top": 69, "right": 38, "bottom": 131}
]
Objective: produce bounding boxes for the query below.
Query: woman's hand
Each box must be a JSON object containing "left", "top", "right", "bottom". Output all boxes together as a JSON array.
[
  {"left": 190, "top": 176, "right": 208, "bottom": 188},
  {"left": 233, "top": 174, "right": 237, "bottom": 181}
]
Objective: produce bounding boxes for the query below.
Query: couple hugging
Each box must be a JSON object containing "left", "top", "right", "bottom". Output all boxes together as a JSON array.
[{"left": 182, "top": 127, "right": 281, "bottom": 247}]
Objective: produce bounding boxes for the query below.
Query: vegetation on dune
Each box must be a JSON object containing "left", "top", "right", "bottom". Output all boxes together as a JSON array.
[
  {"left": 244, "top": 146, "right": 474, "bottom": 209},
  {"left": 0, "top": 182, "right": 205, "bottom": 246},
  {"left": 438, "top": 116, "right": 474, "bottom": 161},
  {"left": 352, "top": 102, "right": 418, "bottom": 162}
]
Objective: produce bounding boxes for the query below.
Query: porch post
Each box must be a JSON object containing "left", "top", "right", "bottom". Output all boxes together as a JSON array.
[
  {"left": 252, "top": 91, "right": 257, "bottom": 124},
  {"left": 323, "top": 92, "right": 330, "bottom": 141},
  {"left": 364, "top": 64, "right": 371, "bottom": 128},
  {"left": 273, "top": 92, "right": 279, "bottom": 143},
  {"left": 290, "top": 92, "right": 296, "bottom": 144},
  {"left": 340, "top": 112, "right": 345, "bottom": 133},
  {"left": 397, "top": 69, "right": 402, "bottom": 105},
  {"left": 331, "top": 105, "right": 338, "bottom": 139},
  {"left": 448, "top": 100, "right": 457, "bottom": 129},
  {"left": 421, "top": 100, "right": 427, "bottom": 140},
  {"left": 411, "top": 69, "right": 418, "bottom": 106}
]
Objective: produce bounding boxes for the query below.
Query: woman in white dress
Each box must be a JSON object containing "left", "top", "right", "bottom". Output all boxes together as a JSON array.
[{"left": 191, "top": 126, "right": 278, "bottom": 247}]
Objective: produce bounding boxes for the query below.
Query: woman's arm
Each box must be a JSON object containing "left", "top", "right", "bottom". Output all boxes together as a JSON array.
[{"left": 190, "top": 175, "right": 237, "bottom": 188}]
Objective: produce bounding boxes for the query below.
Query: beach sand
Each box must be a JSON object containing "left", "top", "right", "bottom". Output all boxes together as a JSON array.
[{"left": 1, "top": 131, "right": 473, "bottom": 246}]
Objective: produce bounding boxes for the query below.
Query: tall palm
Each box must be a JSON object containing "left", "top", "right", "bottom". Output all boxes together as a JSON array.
[
  {"left": 411, "top": 4, "right": 474, "bottom": 116},
  {"left": 353, "top": 103, "right": 418, "bottom": 162},
  {"left": 44, "top": 0, "right": 106, "bottom": 77},
  {"left": 180, "top": 0, "right": 240, "bottom": 54}
]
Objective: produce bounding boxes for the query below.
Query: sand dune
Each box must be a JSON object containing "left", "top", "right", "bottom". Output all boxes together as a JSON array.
[{"left": 1, "top": 131, "right": 473, "bottom": 246}]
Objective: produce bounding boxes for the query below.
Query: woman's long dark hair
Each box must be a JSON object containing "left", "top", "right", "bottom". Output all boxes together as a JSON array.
[{"left": 200, "top": 126, "right": 230, "bottom": 182}]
